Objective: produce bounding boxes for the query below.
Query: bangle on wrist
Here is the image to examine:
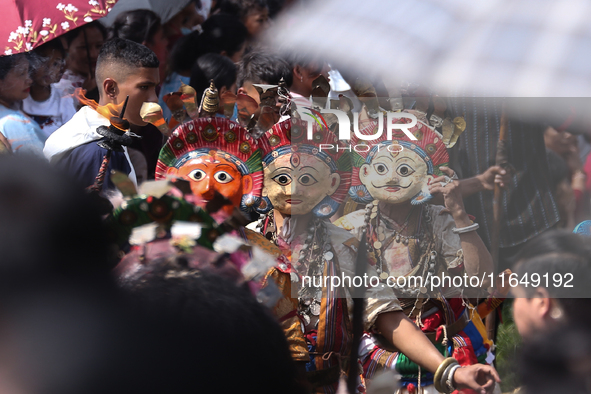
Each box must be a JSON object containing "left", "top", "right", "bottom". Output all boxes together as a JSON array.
[
  {"left": 452, "top": 222, "right": 479, "bottom": 234},
  {"left": 446, "top": 364, "right": 462, "bottom": 392},
  {"left": 434, "top": 357, "right": 459, "bottom": 393},
  {"left": 441, "top": 364, "right": 454, "bottom": 391}
]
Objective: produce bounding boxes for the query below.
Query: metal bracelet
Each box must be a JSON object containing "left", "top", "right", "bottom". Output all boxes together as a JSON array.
[
  {"left": 433, "top": 357, "right": 458, "bottom": 392},
  {"left": 445, "top": 364, "right": 462, "bottom": 393},
  {"left": 440, "top": 363, "right": 454, "bottom": 393},
  {"left": 452, "top": 223, "right": 479, "bottom": 234}
]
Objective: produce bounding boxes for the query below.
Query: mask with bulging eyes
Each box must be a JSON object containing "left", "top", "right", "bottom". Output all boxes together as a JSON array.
[
  {"left": 170, "top": 152, "right": 253, "bottom": 216},
  {"left": 262, "top": 153, "right": 340, "bottom": 216},
  {"left": 359, "top": 148, "right": 432, "bottom": 204}
]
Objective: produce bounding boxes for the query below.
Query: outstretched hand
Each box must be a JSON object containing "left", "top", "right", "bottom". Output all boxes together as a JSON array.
[
  {"left": 428, "top": 166, "right": 466, "bottom": 219},
  {"left": 478, "top": 165, "right": 512, "bottom": 190},
  {"left": 453, "top": 363, "right": 501, "bottom": 394}
]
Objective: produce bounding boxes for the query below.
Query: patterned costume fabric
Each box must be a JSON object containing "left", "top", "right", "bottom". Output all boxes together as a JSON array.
[
  {"left": 359, "top": 299, "right": 493, "bottom": 393},
  {"left": 241, "top": 227, "right": 310, "bottom": 363},
  {"left": 257, "top": 118, "right": 401, "bottom": 393},
  {"left": 338, "top": 211, "right": 495, "bottom": 393},
  {"left": 337, "top": 116, "right": 494, "bottom": 393},
  {"left": 273, "top": 224, "right": 402, "bottom": 394},
  {"left": 156, "top": 117, "right": 271, "bottom": 213}
]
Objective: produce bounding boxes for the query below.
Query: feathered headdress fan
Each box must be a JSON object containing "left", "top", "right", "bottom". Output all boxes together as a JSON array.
[
  {"left": 156, "top": 117, "right": 271, "bottom": 213},
  {"left": 256, "top": 118, "right": 352, "bottom": 218},
  {"left": 349, "top": 115, "right": 449, "bottom": 205}
]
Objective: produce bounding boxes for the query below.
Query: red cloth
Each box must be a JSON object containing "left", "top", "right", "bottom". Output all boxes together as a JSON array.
[{"left": 584, "top": 154, "right": 591, "bottom": 191}]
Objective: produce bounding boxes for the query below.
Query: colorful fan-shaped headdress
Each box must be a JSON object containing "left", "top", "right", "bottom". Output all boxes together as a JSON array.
[
  {"left": 156, "top": 117, "right": 270, "bottom": 213},
  {"left": 257, "top": 118, "right": 352, "bottom": 218},
  {"left": 349, "top": 115, "right": 449, "bottom": 205}
]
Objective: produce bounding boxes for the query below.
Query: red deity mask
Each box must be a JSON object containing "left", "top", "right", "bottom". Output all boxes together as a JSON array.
[{"left": 156, "top": 118, "right": 269, "bottom": 217}]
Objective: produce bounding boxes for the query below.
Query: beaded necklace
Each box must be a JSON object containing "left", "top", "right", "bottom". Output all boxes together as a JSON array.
[
  {"left": 260, "top": 212, "right": 334, "bottom": 326},
  {"left": 362, "top": 200, "right": 438, "bottom": 298},
  {"left": 295, "top": 217, "right": 332, "bottom": 325}
]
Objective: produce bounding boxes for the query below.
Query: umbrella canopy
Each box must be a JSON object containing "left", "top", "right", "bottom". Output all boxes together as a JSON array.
[
  {"left": 3, "top": 0, "right": 118, "bottom": 56},
  {"left": 266, "top": 0, "right": 591, "bottom": 97},
  {"left": 100, "top": 0, "right": 192, "bottom": 26}
]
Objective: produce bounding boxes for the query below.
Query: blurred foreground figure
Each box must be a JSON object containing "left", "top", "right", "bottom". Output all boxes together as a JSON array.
[
  {"left": 0, "top": 155, "right": 190, "bottom": 394},
  {"left": 519, "top": 326, "right": 591, "bottom": 394},
  {"left": 0, "top": 154, "right": 110, "bottom": 279},
  {"left": 123, "top": 260, "right": 307, "bottom": 394},
  {"left": 0, "top": 263, "right": 302, "bottom": 394},
  {"left": 0, "top": 155, "right": 304, "bottom": 394},
  {"left": 0, "top": 280, "right": 193, "bottom": 394}
]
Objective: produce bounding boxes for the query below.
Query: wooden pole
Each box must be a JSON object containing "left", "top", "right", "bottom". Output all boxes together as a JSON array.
[{"left": 486, "top": 99, "right": 509, "bottom": 342}]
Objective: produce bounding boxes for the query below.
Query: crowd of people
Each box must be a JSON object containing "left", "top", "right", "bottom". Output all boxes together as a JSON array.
[{"left": 1, "top": 1, "right": 591, "bottom": 394}]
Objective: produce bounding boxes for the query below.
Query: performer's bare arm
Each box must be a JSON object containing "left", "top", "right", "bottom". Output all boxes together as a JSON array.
[
  {"left": 376, "top": 311, "right": 500, "bottom": 393},
  {"left": 429, "top": 167, "right": 494, "bottom": 286}
]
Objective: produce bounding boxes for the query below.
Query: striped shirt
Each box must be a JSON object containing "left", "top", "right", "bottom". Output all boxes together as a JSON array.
[{"left": 449, "top": 97, "right": 559, "bottom": 248}]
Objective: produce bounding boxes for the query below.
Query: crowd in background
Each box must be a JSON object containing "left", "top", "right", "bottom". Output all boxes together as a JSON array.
[{"left": 0, "top": 1, "right": 591, "bottom": 393}]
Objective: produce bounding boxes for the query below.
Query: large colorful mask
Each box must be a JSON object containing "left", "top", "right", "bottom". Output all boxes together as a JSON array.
[
  {"left": 349, "top": 116, "right": 449, "bottom": 205},
  {"left": 156, "top": 117, "right": 270, "bottom": 216},
  {"left": 256, "top": 118, "right": 351, "bottom": 218}
]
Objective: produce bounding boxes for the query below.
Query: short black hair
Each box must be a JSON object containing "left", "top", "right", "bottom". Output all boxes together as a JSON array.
[
  {"left": 96, "top": 38, "right": 158, "bottom": 95},
  {"left": 97, "top": 37, "right": 159, "bottom": 70},
  {"left": 28, "top": 40, "right": 66, "bottom": 72},
  {"left": 514, "top": 230, "right": 591, "bottom": 320},
  {"left": 166, "top": 14, "right": 247, "bottom": 77},
  {"left": 108, "top": 9, "right": 162, "bottom": 45},
  {"left": 61, "top": 20, "right": 107, "bottom": 48},
  {"left": 237, "top": 49, "right": 292, "bottom": 88},
  {"left": 190, "top": 53, "right": 237, "bottom": 103},
  {"left": 34, "top": 38, "right": 66, "bottom": 58},
  {"left": 0, "top": 53, "right": 28, "bottom": 80}
]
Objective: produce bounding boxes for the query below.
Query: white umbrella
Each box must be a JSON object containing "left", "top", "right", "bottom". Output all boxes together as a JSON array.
[{"left": 268, "top": 0, "right": 591, "bottom": 97}]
